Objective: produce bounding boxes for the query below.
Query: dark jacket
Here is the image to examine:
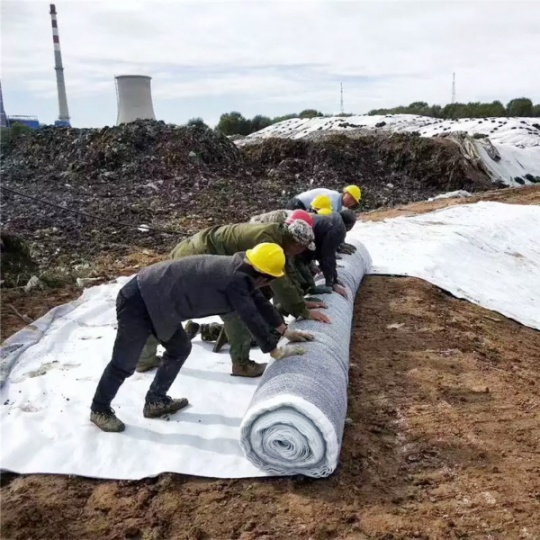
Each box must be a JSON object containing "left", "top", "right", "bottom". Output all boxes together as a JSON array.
[
  {"left": 313, "top": 214, "right": 346, "bottom": 287},
  {"left": 136, "top": 253, "right": 283, "bottom": 352}
]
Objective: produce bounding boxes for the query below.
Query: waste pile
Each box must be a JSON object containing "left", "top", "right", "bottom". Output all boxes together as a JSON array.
[
  {"left": 1, "top": 120, "right": 495, "bottom": 277},
  {"left": 242, "top": 132, "right": 494, "bottom": 210}
]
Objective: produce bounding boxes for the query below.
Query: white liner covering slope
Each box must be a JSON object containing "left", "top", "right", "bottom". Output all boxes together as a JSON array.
[
  {"left": 239, "top": 114, "right": 540, "bottom": 187},
  {"left": 0, "top": 247, "right": 370, "bottom": 480},
  {"left": 240, "top": 245, "right": 371, "bottom": 477},
  {"left": 351, "top": 201, "right": 540, "bottom": 330}
]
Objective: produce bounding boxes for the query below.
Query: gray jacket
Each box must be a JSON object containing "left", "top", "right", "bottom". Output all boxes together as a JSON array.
[{"left": 136, "top": 253, "right": 283, "bottom": 352}]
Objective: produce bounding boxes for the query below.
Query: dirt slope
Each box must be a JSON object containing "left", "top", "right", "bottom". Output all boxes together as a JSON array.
[{"left": 362, "top": 184, "right": 540, "bottom": 221}]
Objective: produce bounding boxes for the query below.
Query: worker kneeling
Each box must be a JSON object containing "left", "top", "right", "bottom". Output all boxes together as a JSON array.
[{"left": 90, "top": 243, "right": 313, "bottom": 433}]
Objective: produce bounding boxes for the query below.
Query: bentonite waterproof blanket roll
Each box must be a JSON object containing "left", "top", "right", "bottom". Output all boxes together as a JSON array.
[{"left": 240, "top": 243, "right": 372, "bottom": 477}]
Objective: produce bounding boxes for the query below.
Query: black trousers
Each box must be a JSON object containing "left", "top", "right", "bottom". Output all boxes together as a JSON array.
[
  {"left": 91, "top": 278, "right": 192, "bottom": 413},
  {"left": 286, "top": 197, "right": 307, "bottom": 211}
]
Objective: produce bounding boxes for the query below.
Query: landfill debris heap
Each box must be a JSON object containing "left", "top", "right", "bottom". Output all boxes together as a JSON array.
[{"left": 1, "top": 119, "right": 495, "bottom": 275}]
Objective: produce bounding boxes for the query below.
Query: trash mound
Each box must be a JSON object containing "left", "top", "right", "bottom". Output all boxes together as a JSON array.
[
  {"left": 1, "top": 121, "right": 250, "bottom": 269},
  {"left": 242, "top": 133, "right": 494, "bottom": 209},
  {"left": 1, "top": 121, "right": 493, "bottom": 274}
]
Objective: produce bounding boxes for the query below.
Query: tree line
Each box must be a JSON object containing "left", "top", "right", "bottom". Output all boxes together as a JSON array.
[
  {"left": 368, "top": 97, "right": 540, "bottom": 119},
  {"left": 188, "top": 96, "right": 539, "bottom": 136}
]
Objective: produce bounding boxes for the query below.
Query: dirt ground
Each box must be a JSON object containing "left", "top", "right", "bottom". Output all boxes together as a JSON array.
[
  {"left": 1, "top": 187, "right": 539, "bottom": 539},
  {"left": 361, "top": 184, "right": 540, "bottom": 221}
]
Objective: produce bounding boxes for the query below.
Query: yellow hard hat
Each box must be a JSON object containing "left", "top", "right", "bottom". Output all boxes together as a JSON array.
[
  {"left": 343, "top": 185, "right": 361, "bottom": 203},
  {"left": 245, "top": 242, "right": 286, "bottom": 278},
  {"left": 317, "top": 207, "right": 333, "bottom": 216},
  {"left": 311, "top": 194, "right": 333, "bottom": 212}
]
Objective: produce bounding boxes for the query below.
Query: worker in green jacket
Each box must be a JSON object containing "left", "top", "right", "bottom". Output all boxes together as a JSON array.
[{"left": 137, "top": 220, "right": 330, "bottom": 378}]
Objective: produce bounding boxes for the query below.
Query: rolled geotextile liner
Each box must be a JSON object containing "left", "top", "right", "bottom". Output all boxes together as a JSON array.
[{"left": 240, "top": 242, "right": 372, "bottom": 477}]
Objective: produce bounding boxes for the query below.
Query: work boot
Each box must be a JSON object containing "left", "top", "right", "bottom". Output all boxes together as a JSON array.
[
  {"left": 201, "top": 322, "right": 224, "bottom": 342},
  {"left": 135, "top": 355, "right": 162, "bottom": 373},
  {"left": 213, "top": 327, "right": 229, "bottom": 353},
  {"left": 90, "top": 408, "right": 125, "bottom": 433},
  {"left": 231, "top": 360, "right": 267, "bottom": 378},
  {"left": 143, "top": 396, "right": 189, "bottom": 419},
  {"left": 184, "top": 320, "right": 200, "bottom": 340}
]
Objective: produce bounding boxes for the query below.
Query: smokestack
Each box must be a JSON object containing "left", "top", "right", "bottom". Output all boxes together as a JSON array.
[
  {"left": 115, "top": 75, "right": 156, "bottom": 125},
  {"left": 49, "top": 4, "right": 70, "bottom": 126},
  {"left": 0, "top": 80, "right": 8, "bottom": 128}
]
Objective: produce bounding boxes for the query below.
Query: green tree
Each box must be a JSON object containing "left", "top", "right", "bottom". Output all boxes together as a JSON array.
[
  {"left": 271, "top": 113, "right": 298, "bottom": 124},
  {"left": 187, "top": 117, "right": 208, "bottom": 128},
  {"left": 298, "top": 109, "right": 323, "bottom": 118},
  {"left": 532, "top": 104, "right": 540, "bottom": 117},
  {"left": 216, "top": 111, "right": 251, "bottom": 135},
  {"left": 250, "top": 115, "right": 272, "bottom": 132},
  {"left": 506, "top": 98, "right": 533, "bottom": 117}
]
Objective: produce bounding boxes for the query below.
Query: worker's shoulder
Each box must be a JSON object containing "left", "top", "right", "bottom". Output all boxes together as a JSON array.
[{"left": 301, "top": 187, "right": 337, "bottom": 197}]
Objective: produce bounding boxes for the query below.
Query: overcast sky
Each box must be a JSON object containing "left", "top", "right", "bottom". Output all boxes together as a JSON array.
[{"left": 1, "top": 0, "right": 539, "bottom": 128}]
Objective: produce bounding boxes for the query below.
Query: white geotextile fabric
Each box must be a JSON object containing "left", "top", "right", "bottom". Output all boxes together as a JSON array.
[
  {"left": 0, "top": 278, "right": 268, "bottom": 479},
  {"left": 240, "top": 245, "right": 372, "bottom": 477},
  {"left": 351, "top": 201, "right": 540, "bottom": 330}
]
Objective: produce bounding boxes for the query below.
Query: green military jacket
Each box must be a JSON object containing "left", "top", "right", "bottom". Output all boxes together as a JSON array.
[{"left": 170, "top": 222, "right": 310, "bottom": 319}]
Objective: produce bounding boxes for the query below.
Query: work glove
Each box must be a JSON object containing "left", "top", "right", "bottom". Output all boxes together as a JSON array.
[
  {"left": 333, "top": 283, "right": 349, "bottom": 299},
  {"left": 338, "top": 242, "right": 357, "bottom": 255},
  {"left": 311, "top": 285, "right": 333, "bottom": 295},
  {"left": 284, "top": 329, "right": 314, "bottom": 342},
  {"left": 305, "top": 300, "right": 327, "bottom": 310},
  {"left": 270, "top": 346, "right": 306, "bottom": 360}
]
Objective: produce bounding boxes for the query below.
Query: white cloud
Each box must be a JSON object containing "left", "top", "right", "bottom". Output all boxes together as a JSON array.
[{"left": 1, "top": 0, "right": 539, "bottom": 127}]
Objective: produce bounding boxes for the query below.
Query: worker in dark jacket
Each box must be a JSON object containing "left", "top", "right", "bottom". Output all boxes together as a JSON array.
[
  {"left": 309, "top": 213, "right": 349, "bottom": 298},
  {"left": 90, "top": 244, "right": 313, "bottom": 433},
  {"left": 137, "top": 219, "right": 330, "bottom": 377}
]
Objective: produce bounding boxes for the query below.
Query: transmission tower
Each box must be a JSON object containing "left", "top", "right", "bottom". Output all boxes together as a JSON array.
[
  {"left": 340, "top": 82, "right": 344, "bottom": 114},
  {"left": 451, "top": 72, "right": 456, "bottom": 104}
]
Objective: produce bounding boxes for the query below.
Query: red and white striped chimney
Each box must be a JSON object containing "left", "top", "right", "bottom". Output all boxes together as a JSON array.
[{"left": 49, "top": 4, "right": 70, "bottom": 125}]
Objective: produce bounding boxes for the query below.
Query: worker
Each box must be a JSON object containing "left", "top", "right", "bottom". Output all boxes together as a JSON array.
[
  {"left": 309, "top": 194, "right": 333, "bottom": 215},
  {"left": 90, "top": 243, "right": 314, "bottom": 433},
  {"left": 306, "top": 212, "right": 349, "bottom": 298},
  {"left": 190, "top": 208, "right": 358, "bottom": 345},
  {"left": 250, "top": 209, "right": 313, "bottom": 226},
  {"left": 287, "top": 185, "right": 362, "bottom": 212},
  {"left": 249, "top": 208, "right": 358, "bottom": 294},
  {"left": 137, "top": 218, "right": 330, "bottom": 377}
]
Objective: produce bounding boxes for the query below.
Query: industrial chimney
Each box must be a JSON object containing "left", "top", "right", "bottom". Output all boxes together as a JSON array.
[
  {"left": 115, "top": 75, "right": 156, "bottom": 125},
  {"left": 49, "top": 4, "right": 71, "bottom": 126},
  {"left": 0, "top": 80, "right": 8, "bottom": 128}
]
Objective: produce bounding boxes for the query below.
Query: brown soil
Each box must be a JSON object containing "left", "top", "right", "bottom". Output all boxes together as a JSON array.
[
  {"left": 362, "top": 184, "right": 540, "bottom": 222},
  {"left": 1, "top": 187, "right": 539, "bottom": 540}
]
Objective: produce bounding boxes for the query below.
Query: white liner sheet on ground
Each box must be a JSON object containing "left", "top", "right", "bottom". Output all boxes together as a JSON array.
[
  {"left": 0, "top": 248, "right": 371, "bottom": 480},
  {"left": 350, "top": 201, "right": 540, "bottom": 330},
  {"left": 2, "top": 200, "right": 539, "bottom": 480}
]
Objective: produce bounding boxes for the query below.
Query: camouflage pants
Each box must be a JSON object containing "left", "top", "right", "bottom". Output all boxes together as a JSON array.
[{"left": 221, "top": 313, "right": 255, "bottom": 366}]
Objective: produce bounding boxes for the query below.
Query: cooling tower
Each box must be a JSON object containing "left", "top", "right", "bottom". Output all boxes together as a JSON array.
[{"left": 115, "top": 75, "right": 156, "bottom": 125}]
